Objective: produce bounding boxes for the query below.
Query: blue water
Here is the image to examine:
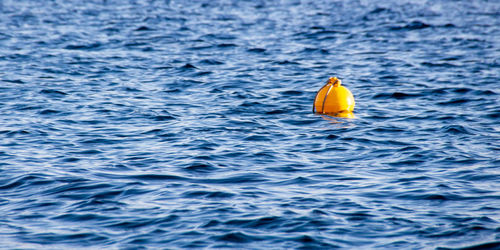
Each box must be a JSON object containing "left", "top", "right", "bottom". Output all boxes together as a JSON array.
[{"left": 1, "top": 0, "right": 499, "bottom": 248}]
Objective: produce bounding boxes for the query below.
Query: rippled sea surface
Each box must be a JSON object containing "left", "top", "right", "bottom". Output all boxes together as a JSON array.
[{"left": 1, "top": 0, "right": 499, "bottom": 249}]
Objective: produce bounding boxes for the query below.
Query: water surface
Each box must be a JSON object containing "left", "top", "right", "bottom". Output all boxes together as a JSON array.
[{"left": 0, "top": 0, "right": 499, "bottom": 249}]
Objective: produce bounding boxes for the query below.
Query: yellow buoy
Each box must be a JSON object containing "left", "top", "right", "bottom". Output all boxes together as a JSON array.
[{"left": 313, "top": 77, "right": 355, "bottom": 117}]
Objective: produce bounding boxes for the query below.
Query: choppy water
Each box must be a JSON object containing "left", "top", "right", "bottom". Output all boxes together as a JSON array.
[{"left": 1, "top": 0, "right": 499, "bottom": 249}]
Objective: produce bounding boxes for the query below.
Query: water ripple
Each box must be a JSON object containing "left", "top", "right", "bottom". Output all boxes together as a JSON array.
[{"left": 0, "top": 0, "right": 499, "bottom": 248}]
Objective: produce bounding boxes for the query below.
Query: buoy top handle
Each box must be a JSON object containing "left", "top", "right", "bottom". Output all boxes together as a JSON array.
[{"left": 327, "top": 77, "right": 341, "bottom": 87}]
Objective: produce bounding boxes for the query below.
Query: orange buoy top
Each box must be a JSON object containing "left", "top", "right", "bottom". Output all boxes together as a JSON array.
[{"left": 313, "top": 77, "right": 355, "bottom": 117}]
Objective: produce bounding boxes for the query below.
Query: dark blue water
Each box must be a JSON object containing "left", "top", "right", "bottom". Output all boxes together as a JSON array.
[{"left": 1, "top": 0, "right": 499, "bottom": 248}]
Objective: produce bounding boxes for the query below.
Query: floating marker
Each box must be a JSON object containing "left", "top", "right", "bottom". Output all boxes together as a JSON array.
[{"left": 313, "top": 77, "right": 355, "bottom": 118}]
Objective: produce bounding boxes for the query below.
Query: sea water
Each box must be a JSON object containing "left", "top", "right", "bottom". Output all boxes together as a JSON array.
[{"left": 0, "top": 0, "right": 499, "bottom": 248}]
